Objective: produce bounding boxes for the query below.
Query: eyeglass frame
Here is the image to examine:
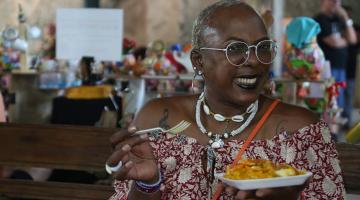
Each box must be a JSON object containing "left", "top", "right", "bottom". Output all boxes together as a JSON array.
[{"left": 199, "top": 39, "right": 278, "bottom": 66}]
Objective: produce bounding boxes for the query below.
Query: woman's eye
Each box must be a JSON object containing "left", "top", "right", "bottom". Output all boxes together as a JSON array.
[
  {"left": 259, "top": 44, "right": 271, "bottom": 51},
  {"left": 228, "top": 44, "right": 247, "bottom": 53}
]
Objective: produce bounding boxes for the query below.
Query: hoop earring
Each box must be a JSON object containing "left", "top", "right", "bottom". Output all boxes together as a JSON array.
[
  {"left": 269, "top": 79, "right": 275, "bottom": 95},
  {"left": 191, "top": 71, "right": 203, "bottom": 92},
  {"left": 264, "top": 72, "right": 275, "bottom": 95}
]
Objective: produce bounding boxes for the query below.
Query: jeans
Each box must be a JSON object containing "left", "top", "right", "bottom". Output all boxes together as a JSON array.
[
  {"left": 331, "top": 68, "right": 347, "bottom": 118},
  {"left": 345, "top": 78, "right": 355, "bottom": 125}
]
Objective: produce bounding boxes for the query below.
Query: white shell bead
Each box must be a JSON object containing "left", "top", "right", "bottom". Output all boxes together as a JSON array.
[
  {"left": 231, "top": 115, "right": 244, "bottom": 122},
  {"left": 246, "top": 103, "right": 255, "bottom": 113},
  {"left": 214, "top": 114, "right": 226, "bottom": 121},
  {"left": 203, "top": 104, "right": 210, "bottom": 115},
  {"left": 224, "top": 133, "right": 229, "bottom": 138},
  {"left": 207, "top": 131, "right": 213, "bottom": 137}
]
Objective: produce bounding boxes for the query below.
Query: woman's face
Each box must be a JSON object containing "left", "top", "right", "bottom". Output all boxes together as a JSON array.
[{"left": 198, "top": 4, "right": 271, "bottom": 105}]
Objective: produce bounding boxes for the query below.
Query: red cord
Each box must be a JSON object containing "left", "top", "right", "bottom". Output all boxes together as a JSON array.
[{"left": 211, "top": 99, "right": 280, "bottom": 200}]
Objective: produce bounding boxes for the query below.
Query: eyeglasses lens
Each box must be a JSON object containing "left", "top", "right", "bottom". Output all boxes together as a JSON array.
[{"left": 226, "top": 40, "right": 277, "bottom": 65}]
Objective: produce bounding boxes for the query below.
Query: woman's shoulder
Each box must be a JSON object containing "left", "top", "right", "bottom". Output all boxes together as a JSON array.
[
  {"left": 141, "top": 94, "right": 197, "bottom": 112},
  {"left": 133, "top": 94, "right": 197, "bottom": 129},
  {"left": 265, "top": 97, "right": 319, "bottom": 135}
]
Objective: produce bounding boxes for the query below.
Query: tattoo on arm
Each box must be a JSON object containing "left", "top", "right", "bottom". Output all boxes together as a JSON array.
[
  {"left": 159, "top": 109, "right": 170, "bottom": 129},
  {"left": 276, "top": 120, "right": 288, "bottom": 135}
]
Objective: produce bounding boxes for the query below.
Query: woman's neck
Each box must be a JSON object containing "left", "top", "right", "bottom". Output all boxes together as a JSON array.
[{"left": 203, "top": 91, "right": 260, "bottom": 117}]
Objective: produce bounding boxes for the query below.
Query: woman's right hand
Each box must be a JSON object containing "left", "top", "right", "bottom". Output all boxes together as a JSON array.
[{"left": 106, "top": 126, "right": 159, "bottom": 183}]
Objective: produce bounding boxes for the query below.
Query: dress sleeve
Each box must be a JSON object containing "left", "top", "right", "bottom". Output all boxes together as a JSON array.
[
  {"left": 298, "top": 121, "right": 346, "bottom": 199},
  {"left": 108, "top": 180, "right": 132, "bottom": 200}
]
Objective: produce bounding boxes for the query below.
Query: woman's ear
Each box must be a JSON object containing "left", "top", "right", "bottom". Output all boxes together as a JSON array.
[
  {"left": 261, "top": 10, "right": 274, "bottom": 30},
  {"left": 190, "top": 49, "right": 204, "bottom": 75}
]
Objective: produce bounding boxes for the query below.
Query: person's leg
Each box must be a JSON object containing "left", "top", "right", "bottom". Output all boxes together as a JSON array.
[{"left": 344, "top": 78, "right": 355, "bottom": 127}]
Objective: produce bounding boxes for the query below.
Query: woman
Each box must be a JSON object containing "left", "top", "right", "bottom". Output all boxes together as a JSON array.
[{"left": 107, "top": 1, "right": 345, "bottom": 199}]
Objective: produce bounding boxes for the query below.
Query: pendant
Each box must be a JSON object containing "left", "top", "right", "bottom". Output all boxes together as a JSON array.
[
  {"left": 210, "top": 134, "right": 224, "bottom": 149},
  {"left": 207, "top": 146, "right": 216, "bottom": 182}
]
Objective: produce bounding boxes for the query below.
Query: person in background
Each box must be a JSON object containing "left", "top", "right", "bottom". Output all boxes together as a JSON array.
[
  {"left": 343, "top": 5, "right": 360, "bottom": 128},
  {"left": 107, "top": 1, "right": 345, "bottom": 199},
  {"left": 314, "top": 0, "right": 357, "bottom": 124}
]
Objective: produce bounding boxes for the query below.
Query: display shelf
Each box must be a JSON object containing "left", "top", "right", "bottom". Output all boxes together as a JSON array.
[{"left": 106, "top": 73, "right": 202, "bottom": 81}]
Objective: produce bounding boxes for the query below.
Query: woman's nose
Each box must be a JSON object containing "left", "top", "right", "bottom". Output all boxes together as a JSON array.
[{"left": 244, "top": 47, "right": 258, "bottom": 66}]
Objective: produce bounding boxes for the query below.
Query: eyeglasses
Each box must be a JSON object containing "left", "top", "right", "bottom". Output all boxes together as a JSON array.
[{"left": 200, "top": 40, "right": 278, "bottom": 66}]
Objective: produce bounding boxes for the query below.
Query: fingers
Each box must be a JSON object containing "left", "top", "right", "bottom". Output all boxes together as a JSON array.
[
  {"left": 224, "top": 186, "right": 237, "bottom": 196},
  {"left": 114, "top": 133, "right": 148, "bottom": 151},
  {"left": 226, "top": 183, "right": 309, "bottom": 200},
  {"left": 224, "top": 185, "right": 256, "bottom": 200},
  {"left": 255, "top": 189, "right": 272, "bottom": 197},
  {"left": 255, "top": 186, "right": 304, "bottom": 199},
  {"left": 106, "top": 143, "right": 132, "bottom": 167},
  {"left": 113, "top": 160, "right": 135, "bottom": 181},
  {"left": 107, "top": 133, "right": 150, "bottom": 167},
  {"left": 110, "top": 126, "right": 137, "bottom": 146}
]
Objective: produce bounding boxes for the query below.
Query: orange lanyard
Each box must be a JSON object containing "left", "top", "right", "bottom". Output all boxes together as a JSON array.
[{"left": 211, "top": 99, "right": 280, "bottom": 200}]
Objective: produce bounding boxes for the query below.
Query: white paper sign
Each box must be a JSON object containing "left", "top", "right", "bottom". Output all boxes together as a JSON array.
[{"left": 56, "top": 8, "right": 123, "bottom": 61}]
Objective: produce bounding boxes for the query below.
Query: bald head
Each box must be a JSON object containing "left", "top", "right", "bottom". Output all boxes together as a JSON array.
[{"left": 192, "top": 1, "right": 266, "bottom": 49}]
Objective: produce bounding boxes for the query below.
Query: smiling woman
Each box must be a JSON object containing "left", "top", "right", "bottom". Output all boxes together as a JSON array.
[{"left": 106, "top": 1, "right": 346, "bottom": 200}]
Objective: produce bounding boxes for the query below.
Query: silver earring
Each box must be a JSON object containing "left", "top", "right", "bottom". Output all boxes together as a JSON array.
[
  {"left": 198, "top": 71, "right": 203, "bottom": 75},
  {"left": 191, "top": 73, "right": 197, "bottom": 93}
]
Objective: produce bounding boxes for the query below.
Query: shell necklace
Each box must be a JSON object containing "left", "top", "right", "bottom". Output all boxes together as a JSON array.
[
  {"left": 202, "top": 98, "right": 256, "bottom": 123},
  {"left": 195, "top": 92, "right": 258, "bottom": 148}
]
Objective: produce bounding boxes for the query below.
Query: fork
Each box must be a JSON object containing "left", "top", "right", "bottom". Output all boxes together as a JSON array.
[{"left": 134, "top": 120, "right": 191, "bottom": 135}]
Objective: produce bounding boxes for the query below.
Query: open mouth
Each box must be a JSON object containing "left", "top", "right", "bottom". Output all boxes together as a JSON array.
[{"left": 234, "top": 76, "right": 258, "bottom": 89}]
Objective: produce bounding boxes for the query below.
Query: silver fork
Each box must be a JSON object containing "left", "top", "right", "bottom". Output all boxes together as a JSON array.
[{"left": 134, "top": 120, "right": 191, "bottom": 135}]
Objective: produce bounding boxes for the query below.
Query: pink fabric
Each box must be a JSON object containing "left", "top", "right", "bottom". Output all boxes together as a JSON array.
[{"left": 110, "top": 120, "right": 346, "bottom": 200}]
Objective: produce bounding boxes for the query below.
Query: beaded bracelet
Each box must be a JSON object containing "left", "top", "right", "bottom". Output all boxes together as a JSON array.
[{"left": 134, "top": 170, "right": 162, "bottom": 193}]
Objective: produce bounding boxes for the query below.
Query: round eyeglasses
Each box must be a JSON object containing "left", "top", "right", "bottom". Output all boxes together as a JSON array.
[{"left": 200, "top": 40, "right": 278, "bottom": 66}]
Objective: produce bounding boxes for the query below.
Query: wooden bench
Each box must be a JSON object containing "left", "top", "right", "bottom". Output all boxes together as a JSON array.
[
  {"left": 0, "top": 123, "right": 359, "bottom": 199},
  {"left": 0, "top": 123, "right": 115, "bottom": 200},
  {"left": 336, "top": 143, "right": 360, "bottom": 194}
]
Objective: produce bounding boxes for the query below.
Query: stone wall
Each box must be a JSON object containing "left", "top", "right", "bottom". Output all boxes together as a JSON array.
[
  {"left": 0, "top": 0, "right": 83, "bottom": 29},
  {"left": 2, "top": 0, "right": 359, "bottom": 45}
]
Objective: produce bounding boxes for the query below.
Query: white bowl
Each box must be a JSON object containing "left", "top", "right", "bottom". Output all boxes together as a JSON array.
[{"left": 215, "top": 172, "right": 313, "bottom": 190}]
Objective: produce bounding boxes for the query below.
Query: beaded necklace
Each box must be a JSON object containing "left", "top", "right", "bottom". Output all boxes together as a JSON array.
[{"left": 195, "top": 92, "right": 258, "bottom": 149}]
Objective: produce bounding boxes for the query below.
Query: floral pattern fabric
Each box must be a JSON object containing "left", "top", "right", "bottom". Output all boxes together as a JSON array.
[{"left": 110, "top": 120, "right": 346, "bottom": 200}]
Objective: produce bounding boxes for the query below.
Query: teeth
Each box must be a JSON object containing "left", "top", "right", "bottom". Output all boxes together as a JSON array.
[{"left": 236, "top": 77, "right": 257, "bottom": 85}]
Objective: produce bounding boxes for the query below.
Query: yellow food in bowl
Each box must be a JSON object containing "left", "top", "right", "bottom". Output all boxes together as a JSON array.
[{"left": 224, "top": 159, "right": 304, "bottom": 180}]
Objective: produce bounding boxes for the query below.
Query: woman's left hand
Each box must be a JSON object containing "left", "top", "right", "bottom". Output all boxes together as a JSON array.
[{"left": 224, "top": 183, "right": 307, "bottom": 200}]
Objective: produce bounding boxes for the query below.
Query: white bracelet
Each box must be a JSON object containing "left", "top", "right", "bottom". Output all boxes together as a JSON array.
[{"left": 346, "top": 19, "right": 354, "bottom": 27}]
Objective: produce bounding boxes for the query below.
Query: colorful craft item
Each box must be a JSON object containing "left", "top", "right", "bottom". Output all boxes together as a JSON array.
[
  {"left": 123, "top": 38, "right": 136, "bottom": 54},
  {"left": 286, "top": 17, "right": 321, "bottom": 49},
  {"left": 326, "top": 81, "right": 346, "bottom": 105},
  {"left": 284, "top": 17, "right": 325, "bottom": 80}
]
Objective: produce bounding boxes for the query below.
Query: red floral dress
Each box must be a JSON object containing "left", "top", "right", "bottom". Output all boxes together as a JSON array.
[{"left": 110, "top": 120, "right": 346, "bottom": 200}]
